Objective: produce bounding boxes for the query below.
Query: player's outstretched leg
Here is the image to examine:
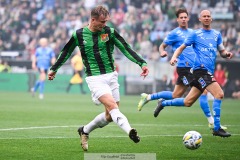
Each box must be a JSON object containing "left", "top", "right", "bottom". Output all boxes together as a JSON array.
[
  {"left": 212, "top": 127, "right": 231, "bottom": 137},
  {"left": 129, "top": 128, "right": 140, "bottom": 143},
  {"left": 154, "top": 99, "right": 164, "bottom": 117},
  {"left": 137, "top": 93, "right": 149, "bottom": 111},
  {"left": 78, "top": 126, "right": 89, "bottom": 151}
]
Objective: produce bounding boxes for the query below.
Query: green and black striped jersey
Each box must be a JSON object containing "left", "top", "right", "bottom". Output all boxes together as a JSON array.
[{"left": 50, "top": 26, "right": 147, "bottom": 76}]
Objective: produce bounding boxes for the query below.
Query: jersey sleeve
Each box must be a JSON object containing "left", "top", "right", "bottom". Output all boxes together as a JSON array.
[
  {"left": 112, "top": 29, "right": 147, "bottom": 67},
  {"left": 50, "top": 31, "right": 78, "bottom": 72},
  {"left": 217, "top": 32, "right": 223, "bottom": 47},
  {"left": 184, "top": 31, "right": 195, "bottom": 46},
  {"left": 35, "top": 48, "right": 39, "bottom": 57},
  {"left": 163, "top": 31, "right": 175, "bottom": 45}
]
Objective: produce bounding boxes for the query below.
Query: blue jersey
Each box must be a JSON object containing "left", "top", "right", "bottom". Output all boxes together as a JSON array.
[
  {"left": 35, "top": 47, "right": 55, "bottom": 70},
  {"left": 164, "top": 27, "right": 195, "bottom": 67},
  {"left": 184, "top": 28, "right": 222, "bottom": 74}
]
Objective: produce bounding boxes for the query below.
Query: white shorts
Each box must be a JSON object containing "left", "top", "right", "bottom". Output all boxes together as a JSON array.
[{"left": 85, "top": 71, "right": 120, "bottom": 105}]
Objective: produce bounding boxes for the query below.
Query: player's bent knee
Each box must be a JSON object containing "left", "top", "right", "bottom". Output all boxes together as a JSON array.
[
  {"left": 184, "top": 101, "right": 193, "bottom": 107},
  {"left": 215, "top": 92, "right": 224, "bottom": 99}
]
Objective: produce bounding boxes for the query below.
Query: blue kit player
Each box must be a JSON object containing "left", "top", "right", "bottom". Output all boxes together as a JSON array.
[
  {"left": 137, "top": 8, "right": 226, "bottom": 129},
  {"left": 31, "top": 38, "right": 56, "bottom": 99},
  {"left": 155, "top": 10, "right": 233, "bottom": 137}
]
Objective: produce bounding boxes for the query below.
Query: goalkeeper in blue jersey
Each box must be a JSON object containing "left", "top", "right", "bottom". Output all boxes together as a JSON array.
[
  {"left": 155, "top": 10, "right": 233, "bottom": 137},
  {"left": 31, "top": 38, "right": 56, "bottom": 99},
  {"left": 137, "top": 8, "right": 227, "bottom": 130},
  {"left": 48, "top": 6, "right": 149, "bottom": 151}
]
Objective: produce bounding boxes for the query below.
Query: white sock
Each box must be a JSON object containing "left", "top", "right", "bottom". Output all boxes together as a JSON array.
[
  {"left": 109, "top": 108, "right": 131, "bottom": 134},
  {"left": 207, "top": 116, "right": 214, "bottom": 124},
  {"left": 147, "top": 94, "right": 151, "bottom": 101},
  {"left": 83, "top": 112, "right": 109, "bottom": 134}
]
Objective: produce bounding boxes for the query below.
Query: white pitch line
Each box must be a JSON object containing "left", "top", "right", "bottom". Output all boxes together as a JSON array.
[
  {"left": 0, "top": 125, "right": 77, "bottom": 131},
  {"left": 0, "top": 134, "right": 240, "bottom": 140},
  {"left": 0, "top": 124, "right": 238, "bottom": 131}
]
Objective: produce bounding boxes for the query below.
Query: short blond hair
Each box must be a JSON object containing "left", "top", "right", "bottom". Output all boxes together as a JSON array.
[{"left": 91, "top": 5, "right": 109, "bottom": 19}]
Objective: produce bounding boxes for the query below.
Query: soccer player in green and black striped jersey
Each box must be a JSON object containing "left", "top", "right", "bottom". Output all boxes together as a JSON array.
[{"left": 48, "top": 5, "right": 149, "bottom": 151}]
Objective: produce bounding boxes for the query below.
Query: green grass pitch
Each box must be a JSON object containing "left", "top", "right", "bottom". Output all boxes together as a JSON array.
[{"left": 0, "top": 92, "right": 240, "bottom": 160}]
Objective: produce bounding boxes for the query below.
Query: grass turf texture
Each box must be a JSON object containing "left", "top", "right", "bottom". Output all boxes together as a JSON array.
[{"left": 0, "top": 92, "right": 240, "bottom": 160}]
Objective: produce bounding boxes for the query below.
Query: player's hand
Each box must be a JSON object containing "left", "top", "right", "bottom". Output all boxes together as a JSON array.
[
  {"left": 141, "top": 66, "right": 149, "bottom": 79},
  {"left": 226, "top": 52, "right": 233, "bottom": 59},
  {"left": 48, "top": 70, "right": 57, "bottom": 80},
  {"left": 170, "top": 57, "right": 177, "bottom": 66},
  {"left": 160, "top": 51, "right": 168, "bottom": 58}
]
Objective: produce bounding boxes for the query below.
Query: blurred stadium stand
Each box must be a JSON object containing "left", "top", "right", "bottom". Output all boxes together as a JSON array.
[{"left": 0, "top": 0, "right": 240, "bottom": 97}]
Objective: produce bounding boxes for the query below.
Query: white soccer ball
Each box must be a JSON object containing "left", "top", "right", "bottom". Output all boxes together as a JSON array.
[{"left": 183, "top": 131, "right": 202, "bottom": 150}]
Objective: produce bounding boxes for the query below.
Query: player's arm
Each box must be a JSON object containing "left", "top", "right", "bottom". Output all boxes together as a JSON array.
[
  {"left": 159, "top": 30, "right": 175, "bottom": 58},
  {"left": 48, "top": 32, "right": 77, "bottom": 80},
  {"left": 170, "top": 30, "right": 195, "bottom": 66},
  {"left": 218, "top": 44, "right": 233, "bottom": 59},
  {"left": 51, "top": 56, "right": 56, "bottom": 65},
  {"left": 32, "top": 54, "right": 37, "bottom": 70},
  {"left": 170, "top": 44, "right": 186, "bottom": 66},
  {"left": 159, "top": 43, "right": 168, "bottom": 57},
  {"left": 217, "top": 32, "right": 233, "bottom": 59}
]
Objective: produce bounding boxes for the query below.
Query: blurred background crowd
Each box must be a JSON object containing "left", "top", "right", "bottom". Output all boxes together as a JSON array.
[
  {"left": 0, "top": 0, "right": 240, "bottom": 98},
  {"left": 1, "top": 0, "right": 240, "bottom": 61}
]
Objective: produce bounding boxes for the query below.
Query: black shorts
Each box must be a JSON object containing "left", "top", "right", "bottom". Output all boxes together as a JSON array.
[
  {"left": 176, "top": 67, "right": 194, "bottom": 86},
  {"left": 191, "top": 69, "right": 216, "bottom": 92}
]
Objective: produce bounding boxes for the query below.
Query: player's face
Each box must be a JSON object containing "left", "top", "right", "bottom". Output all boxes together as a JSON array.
[
  {"left": 92, "top": 14, "right": 109, "bottom": 32},
  {"left": 177, "top": 13, "right": 189, "bottom": 28},
  {"left": 199, "top": 10, "right": 212, "bottom": 27}
]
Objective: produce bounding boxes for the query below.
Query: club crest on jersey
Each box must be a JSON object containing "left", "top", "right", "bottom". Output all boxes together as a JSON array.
[{"left": 100, "top": 34, "right": 109, "bottom": 42}]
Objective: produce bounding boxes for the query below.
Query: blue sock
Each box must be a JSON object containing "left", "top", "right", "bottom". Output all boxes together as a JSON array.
[
  {"left": 213, "top": 99, "right": 221, "bottom": 131},
  {"left": 39, "top": 81, "right": 45, "bottom": 94},
  {"left": 34, "top": 81, "right": 40, "bottom": 91},
  {"left": 150, "top": 91, "right": 173, "bottom": 100},
  {"left": 199, "top": 95, "right": 212, "bottom": 117},
  {"left": 162, "top": 98, "right": 185, "bottom": 107}
]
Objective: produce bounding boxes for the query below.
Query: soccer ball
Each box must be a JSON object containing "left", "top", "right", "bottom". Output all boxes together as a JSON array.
[{"left": 183, "top": 131, "right": 202, "bottom": 150}]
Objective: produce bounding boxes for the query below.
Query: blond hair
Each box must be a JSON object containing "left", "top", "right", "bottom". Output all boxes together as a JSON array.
[{"left": 91, "top": 5, "right": 109, "bottom": 19}]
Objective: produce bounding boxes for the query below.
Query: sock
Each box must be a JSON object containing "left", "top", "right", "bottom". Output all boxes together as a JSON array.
[
  {"left": 34, "top": 81, "right": 40, "bottom": 91},
  {"left": 150, "top": 91, "right": 173, "bottom": 100},
  {"left": 213, "top": 99, "right": 221, "bottom": 131},
  {"left": 83, "top": 112, "right": 109, "bottom": 134},
  {"left": 39, "top": 81, "right": 45, "bottom": 94},
  {"left": 162, "top": 98, "right": 185, "bottom": 107},
  {"left": 207, "top": 116, "right": 214, "bottom": 124},
  {"left": 109, "top": 108, "right": 131, "bottom": 134},
  {"left": 199, "top": 95, "right": 212, "bottom": 118}
]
